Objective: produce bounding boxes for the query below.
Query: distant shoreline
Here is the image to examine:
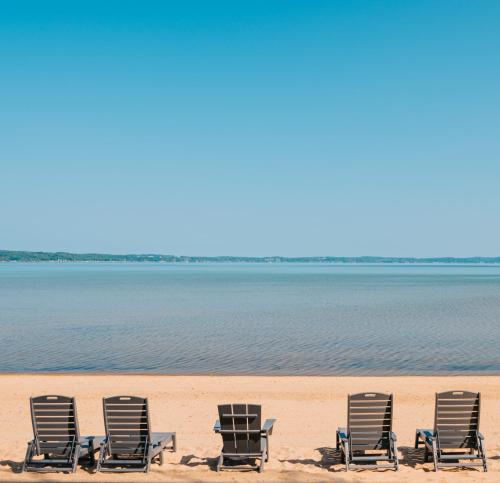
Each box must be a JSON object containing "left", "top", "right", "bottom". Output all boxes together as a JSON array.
[{"left": 2, "top": 250, "right": 500, "bottom": 264}]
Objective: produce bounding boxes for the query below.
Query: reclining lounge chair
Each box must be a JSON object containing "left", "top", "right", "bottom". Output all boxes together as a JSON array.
[
  {"left": 415, "top": 391, "right": 487, "bottom": 471},
  {"left": 23, "top": 395, "right": 97, "bottom": 473},
  {"left": 96, "top": 395, "right": 176, "bottom": 472},
  {"left": 336, "top": 392, "right": 399, "bottom": 470}
]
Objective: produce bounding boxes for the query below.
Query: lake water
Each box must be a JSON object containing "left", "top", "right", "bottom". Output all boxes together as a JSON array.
[{"left": 0, "top": 263, "right": 499, "bottom": 375}]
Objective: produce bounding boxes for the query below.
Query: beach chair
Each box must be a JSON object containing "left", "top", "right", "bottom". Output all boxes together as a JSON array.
[
  {"left": 96, "top": 395, "right": 176, "bottom": 472},
  {"left": 415, "top": 391, "right": 487, "bottom": 471},
  {"left": 22, "top": 395, "right": 97, "bottom": 473},
  {"left": 214, "top": 403, "right": 276, "bottom": 472},
  {"left": 336, "top": 392, "right": 399, "bottom": 470}
]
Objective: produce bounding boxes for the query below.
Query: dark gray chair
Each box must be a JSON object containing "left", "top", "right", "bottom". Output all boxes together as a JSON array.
[
  {"left": 96, "top": 395, "right": 176, "bottom": 472},
  {"left": 214, "top": 403, "right": 276, "bottom": 472},
  {"left": 22, "top": 395, "right": 97, "bottom": 473},
  {"left": 415, "top": 391, "right": 487, "bottom": 471},
  {"left": 336, "top": 392, "right": 399, "bottom": 470}
]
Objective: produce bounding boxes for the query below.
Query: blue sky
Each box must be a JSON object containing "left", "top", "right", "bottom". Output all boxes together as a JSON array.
[{"left": 1, "top": 0, "right": 499, "bottom": 256}]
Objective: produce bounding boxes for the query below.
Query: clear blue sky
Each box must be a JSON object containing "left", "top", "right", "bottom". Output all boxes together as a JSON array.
[{"left": 1, "top": 0, "right": 499, "bottom": 257}]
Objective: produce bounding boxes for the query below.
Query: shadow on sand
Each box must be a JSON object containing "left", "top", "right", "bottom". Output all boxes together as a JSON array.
[
  {"left": 279, "top": 447, "right": 344, "bottom": 472},
  {"left": 0, "top": 460, "right": 23, "bottom": 473}
]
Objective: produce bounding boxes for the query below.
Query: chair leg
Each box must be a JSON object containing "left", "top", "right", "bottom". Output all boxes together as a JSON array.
[
  {"left": 96, "top": 445, "right": 106, "bottom": 472},
  {"left": 338, "top": 437, "right": 346, "bottom": 464},
  {"left": 22, "top": 441, "right": 34, "bottom": 473},
  {"left": 414, "top": 432, "right": 419, "bottom": 449},
  {"left": 72, "top": 446, "right": 80, "bottom": 473},
  {"left": 259, "top": 454, "right": 265, "bottom": 473},
  {"left": 159, "top": 450, "right": 164, "bottom": 465},
  {"left": 431, "top": 442, "right": 439, "bottom": 472},
  {"left": 478, "top": 438, "right": 488, "bottom": 472},
  {"left": 391, "top": 443, "right": 399, "bottom": 471},
  {"left": 344, "top": 441, "right": 350, "bottom": 471},
  {"left": 339, "top": 440, "right": 346, "bottom": 464},
  {"left": 216, "top": 453, "right": 223, "bottom": 472}
]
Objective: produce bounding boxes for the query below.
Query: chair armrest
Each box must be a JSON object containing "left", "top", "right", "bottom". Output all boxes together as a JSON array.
[
  {"left": 151, "top": 432, "right": 175, "bottom": 447},
  {"left": 416, "top": 428, "right": 435, "bottom": 441},
  {"left": 336, "top": 427, "right": 348, "bottom": 441},
  {"left": 213, "top": 420, "right": 221, "bottom": 433},
  {"left": 261, "top": 418, "right": 277, "bottom": 435},
  {"left": 390, "top": 432, "right": 397, "bottom": 441},
  {"left": 478, "top": 432, "right": 485, "bottom": 440},
  {"left": 79, "top": 435, "right": 98, "bottom": 452}
]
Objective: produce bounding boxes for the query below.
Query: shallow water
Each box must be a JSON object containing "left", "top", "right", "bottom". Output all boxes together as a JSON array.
[{"left": 0, "top": 263, "right": 499, "bottom": 375}]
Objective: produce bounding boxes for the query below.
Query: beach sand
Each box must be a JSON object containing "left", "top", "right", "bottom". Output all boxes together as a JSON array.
[{"left": 0, "top": 374, "right": 498, "bottom": 482}]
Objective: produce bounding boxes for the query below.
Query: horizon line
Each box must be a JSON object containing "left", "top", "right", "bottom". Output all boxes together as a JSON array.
[{"left": 2, "top": 250, "right": 500, "bottom": 262}]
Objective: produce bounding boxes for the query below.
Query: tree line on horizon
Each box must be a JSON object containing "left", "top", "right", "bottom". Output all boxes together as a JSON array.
[{"left": 1, "top": 250, "right": 499, "bottom": 264}]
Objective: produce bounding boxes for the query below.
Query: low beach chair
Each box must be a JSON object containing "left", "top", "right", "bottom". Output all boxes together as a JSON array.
[
  {"left": 336, "top": 392, "right": 399, "bottom": 471},
  {"left": 96, "top": 395, "right": 176, "bottom": 472},
  {"left": 214, "top": 403, "right": 276, "bottom": 472},
  {"left": 415, "top": 390, "right": 487, "bottom": 471},
  {"left": 22, "top": 395, "right": 97, "bottom": 473}
]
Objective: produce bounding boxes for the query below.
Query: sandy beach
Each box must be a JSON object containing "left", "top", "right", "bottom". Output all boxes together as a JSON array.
[{"left": 0, "top": 374, "right": 499, "bottom": 482}]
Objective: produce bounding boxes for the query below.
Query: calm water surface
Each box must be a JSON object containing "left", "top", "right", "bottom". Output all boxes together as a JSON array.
[{"left": 1, "top": 263, "right": 499, "bottom": 375}]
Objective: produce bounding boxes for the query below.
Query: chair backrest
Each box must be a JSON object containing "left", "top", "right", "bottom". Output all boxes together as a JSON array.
[
  {"left": 218, "top": 404, "right": 262, "bottom": 455},
  {"left": 30, "top": 395, "right": 80, "bottom": 456},
  {"left": 103, "top": 396, "right": 151, "bottom": 457},
  {"left": 347, "top": 392, "right": 393, "bottom": 451},
  {"left": 434, "top": 391, "right": 480, "bottom": 449}
]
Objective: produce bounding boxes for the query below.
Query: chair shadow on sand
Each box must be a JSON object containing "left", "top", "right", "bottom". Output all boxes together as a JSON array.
[
  {"left": 399, "top": 445, "right": 487, "bottom": 474},
  {"left": 2, "top": 454, "right": 266, "bottom": 475},
  {"left": 180, "top": 454, "right": 272, "bottom": 472},
  {"left": 179, "top": 454, "right": 220, "bottom": 471},
  {"left": 0, "top": 455, "right": 97, "bottom": 475},
  {"left": 0, "top": 460, "right": 23, "bottom": 473},
  {"left": 399, "top": 445, "right": 424, "bottom": 469},
  {"left": 279, "top": 447, "right": 345, "bottom": 472},
  {"left": 283, "top": 446, "right": 487, "bottom": 473}
]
